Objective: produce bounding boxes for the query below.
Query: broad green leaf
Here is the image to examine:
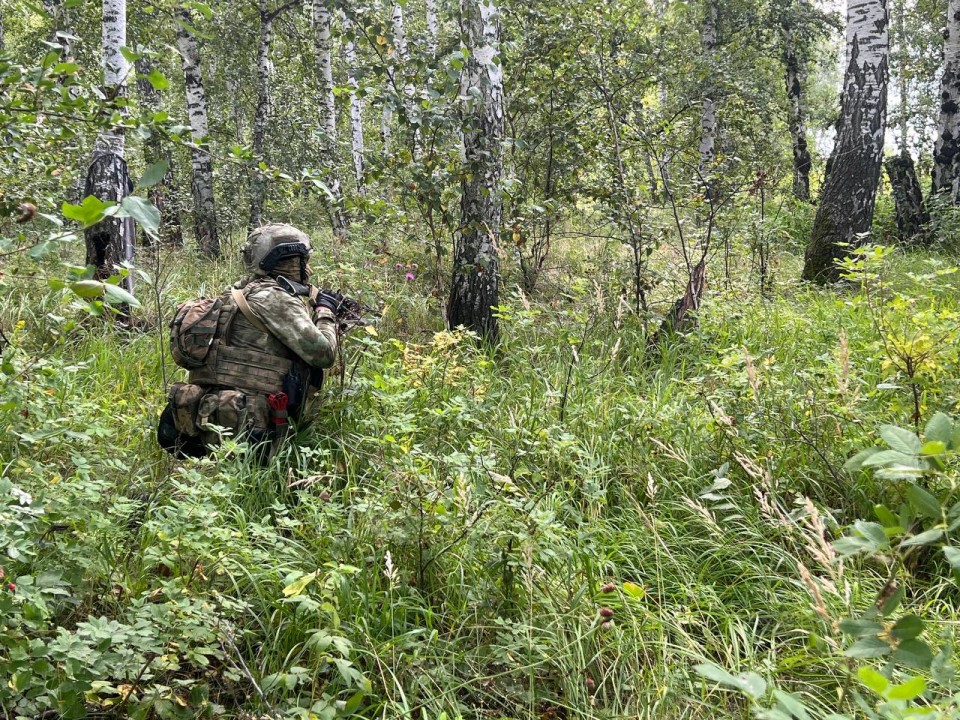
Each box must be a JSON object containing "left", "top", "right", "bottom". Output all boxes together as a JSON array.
[
  {"left": 887, "top": 675, "right": 925, "bottom": 700},
  {"left": 103, "top": 283, "right": 141, "bottom": 308},
  {"left": 282, "top": 571, "right": 318, "bottom": 597},
  {"left": 900, "top": 528, "right": 943, "bottom": 547},
  {"left": 874, "top": 504, "right": 900, "bottom": 528},
  {"left": 70, "top": 280, "right": 104, "bottom": 298},
  {"left": 62, "top": 196, "right": 112, "bottom": 228},
  {"left": 121, "top": 196, "right": 160, "bottom": 232},
  {"left": 881, "top": 585, "right": 906, "bottom": 617},
  {"left": 893, "top": 639, "right": 934, "bottom": 670},
  {"left": 907, "top": 484, "right": 941, "bottom": 521},
  {"left": 833, "top": 535, "right": 874, "bottom": 556},
  {"left": 862, "top": 450, "right": 916, "bottom": 467},
  {"left": 146, "top": 68, "right": 168, "bottom": 90},
  {"left": 920, "top": 440, "right": 946, "bottom": 456},
  {"left": 892, "top": 615, "right": 924, "bottom": 641},
  {"left": 943, "top": 546, "right": 960, "bottom": 570},
  {"left": 137, "top": 160, "right": 170, "bottom": 190},
  {"left": 693, "top": 662, "right": 739, "bottom": 688},
  {"left": 924, "top": 412, "right": 953, "bottom": 446},
  {"left": 736, "top": 672, "right": 767, "bottom": 700},
  {"left": 838, "top": 617, "right": 883, "bottom": 637},
  {"left": 880, "top": 425, "right": 921, "bottom": 455},
  {"left": 843, "top": 636, "right": 891, "bottom": 658},
  {"left": 854, "top": 521, "right": 889, "bottom": 549},
  {"left": 772, "top": 690, "right": 811, "bottom": 720},
  {"left": 857, "top": 667, "right": 889, "bottom": 695}
]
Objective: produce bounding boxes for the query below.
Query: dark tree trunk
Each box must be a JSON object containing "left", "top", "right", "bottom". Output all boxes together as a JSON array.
[
  {"left": 84, "top": 153, "right": 135, "bottom": 289},
  {"left": 932, "top": 0, "right": 960, "bottom": 198},
  {"left": 783, "top": 27, "right": 812, "bottom": 201},
  {"left": 802, "top": 0, "right": 889, "bottom": 284},
  {"left": 448, "top": 0, "right": 504, "bottom": 343},
  {"left": 885, "top": 152, "right": 929, "bottom": 242},
  {"left": 135, "top": 57, "right": 182, "bottom": 247}
]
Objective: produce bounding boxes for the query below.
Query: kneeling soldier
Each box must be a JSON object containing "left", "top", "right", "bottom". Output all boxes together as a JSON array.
[{"left": 159, "top": 223, "right": 340, "bottom": 459}]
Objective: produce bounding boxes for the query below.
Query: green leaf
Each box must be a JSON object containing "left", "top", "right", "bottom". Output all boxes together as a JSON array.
[
  {"left": 838, "top": 617, "right": 883, "bottom": 637},
  {"left": 772, "top": 690, "right": 811, "bottom": 720},
  {"left": 944, "top": 546, "right": 960, "bottom": 570},
  {"left": 874, "top": 504, "right": 900, "bottom": 528},
  {"left": 846, "top": 448, "right": 879, "bottom": 472},
  {"left": 70, "top": 280, "right": 105, "bottom": 298},
  {"left": 862, "top": 450, "right": 916, "bottom": 467},
  {"left": 920, "top": 440, "right": 947, "bottom": 456},
  {"left": 854, "top": 521, "right": 889, "bottom": 549},
  {"left": 736, "top": 672, "right": 767, "bottom": 700},
  {"left": 121, "top": 196, "right": 160, "bottom": 232},
  {"left": 282, "top": 571, "right": 318, "bottom": 598},
  {"left": 857, "top": 667, "right": 889, "bottom": 695},
  {"left": 137, "top": 160, "right": 170, "bottom": 190},
  {"left": 881, "top": 585, "right": 905, "bottom": 617},
  {"left": 843, "top": 636, "right": 891, "bottom": 658},
  {"left": 146, "top": 68, "right": 168, "bottom": 90},
  {"left": 907, "top": 484, "right": 941, "bottom": 521},
  {"left": 694, "top": 662, "right": 739, "bottom": 689},
  {"left": 924, "top": 412, "right": 953, "bottom": 446},
  {"left": 880, "top": 425, "right": 921, "bottom": 455},
  {"left": 900, "top": 528, "right": 943, "bottom": 547},
  {"left": 103, "top": 283, "right": 141, "bottom": 308},
  {"left": 892, "top": 615, "right": 924, "bottom": 641},
  {"left": 887, "top": 675, "right": 926, "bottom": 700},
  {"left": 893, "top": 638, "right": 933, "bottom": 670},
  {"left": 62, "top": 196, "right": 112, "bottom": 228}
]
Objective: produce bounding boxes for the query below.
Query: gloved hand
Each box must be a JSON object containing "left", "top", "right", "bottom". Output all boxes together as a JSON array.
[{"left": 314, "top": 290, "right": 344, "bottom": 315}]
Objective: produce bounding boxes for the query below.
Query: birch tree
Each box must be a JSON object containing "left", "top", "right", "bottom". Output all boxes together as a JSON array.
[
  {"left": 698, "top": 0, "right": 718, "bottom": 195},
  {"left": 176, "top": 9, "right": 219, "bottom": 256},
  {"left": 802, "top": 0, "right": 888, "bottom": 283},
  {"left": 932, "top": 0, "right": 960, "bottom": 199},
  {"left": 426, "top": 0, "right": 440, "bottom": 57},
  {"left": 84, "top": 0, "right": 135, "bottom": 298},
  {"left": 781, "top": 25, "right": 812, "bottom": 200},
  {"left": 448, "top": 0, "right": 504, "bottom": 342},
  {"left": 312, "top": 0, "right": 346, "bottom": 236},
  {"left": 343, "top": 14, "right": 366, "bottom": 193},
  {"left": 382, "top": 3, "right": 410, "bottom": 152},
  {"left": 249, "top": 0, "right": 278, "bottom": 230}
]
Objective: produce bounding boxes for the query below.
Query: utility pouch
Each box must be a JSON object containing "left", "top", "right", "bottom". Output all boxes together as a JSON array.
[
  {"left": 197, "top": 389, "right": 247, "bottom": 441},
  {"left": 167, "top": 382, "right": 206, "bottom": 436},
  {"left": 170, "top": 297, "right": 224, "bottom": 369}
]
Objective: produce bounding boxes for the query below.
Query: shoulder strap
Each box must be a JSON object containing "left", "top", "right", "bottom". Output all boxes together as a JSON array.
[{"left": 230, "top": 287, "right": 272, "bottom": 336}]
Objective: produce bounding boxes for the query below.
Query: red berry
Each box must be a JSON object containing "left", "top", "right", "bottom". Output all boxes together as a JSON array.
[
  {"left": 599, "top": 607, "right": 614, "bottom": 619},
  {"left": 7, "top": 583, "right": 15, "bottom": 592},
  {"left": 600, "top": 583, "right": 616, "bottom": 593}
]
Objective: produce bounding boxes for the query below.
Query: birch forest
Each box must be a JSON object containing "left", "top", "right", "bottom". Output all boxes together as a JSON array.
[{"left": 6, "top": 0, "right": 960, "bottom": 717}]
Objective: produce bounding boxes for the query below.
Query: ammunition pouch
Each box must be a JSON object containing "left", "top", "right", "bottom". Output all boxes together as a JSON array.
[
  {"left": 197, "top": 389, "right": 270, "bottom": 444},
  {"left": 167, "top": 381, "right": 207, "bottom": 436}
]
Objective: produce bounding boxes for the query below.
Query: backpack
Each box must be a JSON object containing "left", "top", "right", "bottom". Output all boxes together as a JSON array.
[{"left": 169, "top": 297, "right": 224, "bottom": 369}]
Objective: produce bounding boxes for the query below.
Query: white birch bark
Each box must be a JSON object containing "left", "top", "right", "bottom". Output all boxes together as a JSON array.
[
  {"left": 0, "top": 8, "right": 5, "bottom": 52},
  {"left": 383, "top": 3, "right": 413, "bottom": 152},
  {"left": 343, "top": 14, "right": 366, "bottom": 192},
  {"left": 176, "top": 9, "right": 219, "bottom": 256},
  {"left": 426, "top": 0, "right": 439, "bottom": 57},
  {"left": 448, "top": 0, "right": 503, "bottom": 342},
  {"left": 45, "top": 0, "right": 77, "bottom": 57},
  {"left": 655, "top": 0, "right": 671, "bottom": 200},
  {"left": 85, "top": 0, "right": 134, "bottom": 298},
  {"left": 249, "top": 0, "right": 276, "bottom": 230},
  {"left": 312, "top": 0, "right": 346, "bottom": 236},
  {"left": 932, "top": 0, "right": 960, "bottom": 197},
  {"left": 698, "top": 0, "right": 718, "bottom": 191},
  {"left": 803, "top": 0, "right": 888, "bottom": 282}
]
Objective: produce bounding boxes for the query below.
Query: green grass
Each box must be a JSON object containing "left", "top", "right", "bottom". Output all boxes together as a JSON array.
[{"left": 2, "top": 230, "right": 960, "bottom": 719}]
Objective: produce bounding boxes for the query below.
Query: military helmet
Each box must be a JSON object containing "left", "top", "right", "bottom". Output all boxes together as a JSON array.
[{"left": 242, "top": 224, "right": 313, "bottom": 276}]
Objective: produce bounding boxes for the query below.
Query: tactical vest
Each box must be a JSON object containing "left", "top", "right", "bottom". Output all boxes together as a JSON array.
[{"left": 167, "top": 281, "right": 302, "bottom": 442}]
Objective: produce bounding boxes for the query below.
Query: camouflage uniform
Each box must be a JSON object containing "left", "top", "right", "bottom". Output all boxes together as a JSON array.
[{"left": 159, "top": 224, "right": 338, "bottom": 458}]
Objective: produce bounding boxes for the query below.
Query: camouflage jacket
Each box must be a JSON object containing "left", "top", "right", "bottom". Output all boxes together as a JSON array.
[{"left": 230, "top": 277, "right": 338, "bottom": 369}]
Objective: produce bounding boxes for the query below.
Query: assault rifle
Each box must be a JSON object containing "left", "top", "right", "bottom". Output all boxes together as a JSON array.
[{"left": 276, "top": 276, "right": 380, "bottom": 332}]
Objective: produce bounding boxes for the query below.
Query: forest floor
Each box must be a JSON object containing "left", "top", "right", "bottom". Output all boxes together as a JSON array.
[{"left": 2, "top": 225, "right": 960, "bottom": 719}]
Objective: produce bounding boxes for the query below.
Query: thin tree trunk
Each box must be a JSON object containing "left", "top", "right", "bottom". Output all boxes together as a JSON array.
[
  {"left": 782, "top": 25, "right": 812, "bottom": 201},
  {"left": 85, "top": 0, "right": 135, "bottom": 302},
  {"left": 136, "top": 57, "right": 183, "bottom": 246},
  {"left": 932, "top": 0, "right": 960, "bottom": 198},
  {"left": 698, "top": 0, "right": 718, "bottom": 195},
  {"left": 0, "top": 7, "right": 5, "bottom": 52},
  {"left": 249, "top": 0, "right": 276, "bottom": 230},
  {"left": 312, "top": 0, "right": 346, "bottom": 236},
  {"left": 426, "top": 0, "right": 439, "bottom": 57},
  {"left": 45, "top": 0, "right": 76, "bottom": 57},
  {"left": 656, "top": 0, "right": 671, "bottom": 202},
  {"left": 448, "top": 0, "right": 504, "bottom": 343},
  {"left": 886, "top": 152, "right": 929, "bottom": 241},
  {"left": 343, "top": 14, "right": 366, "bottom": 193},
  {"left": 802, "top": 0, "right": 889, "bottom": 283},
  {"left": 176, "top": 9, "right": 219, "bottom": 256}
]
